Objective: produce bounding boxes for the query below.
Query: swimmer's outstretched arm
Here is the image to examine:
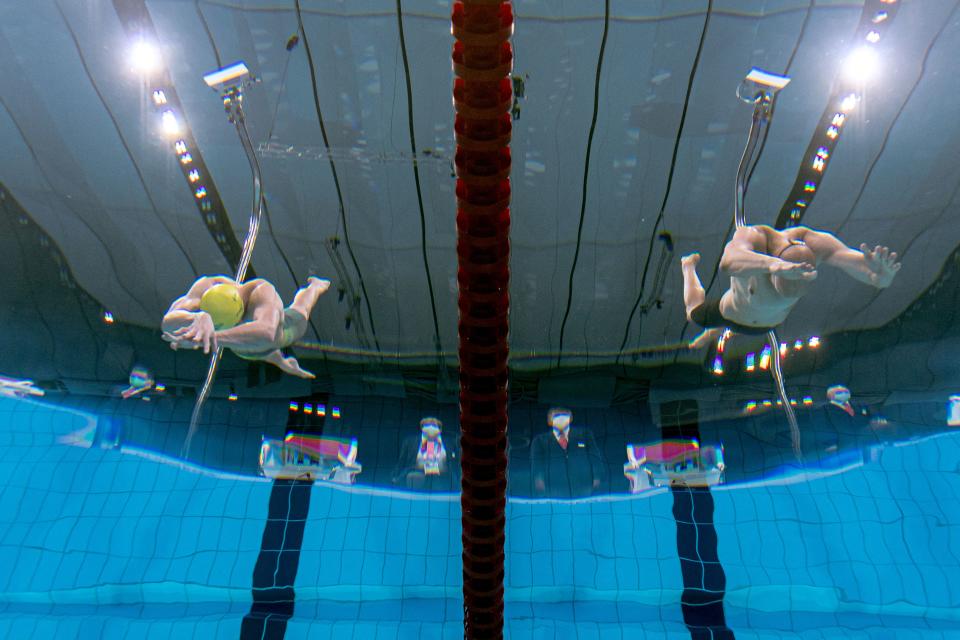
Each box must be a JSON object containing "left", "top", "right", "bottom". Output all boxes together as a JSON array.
[
  {"left": 798, "top": 228, "right": 901, "bottom": 288},
  {"left": 161, "top": 278, "right": 214, "bottom": 335}
]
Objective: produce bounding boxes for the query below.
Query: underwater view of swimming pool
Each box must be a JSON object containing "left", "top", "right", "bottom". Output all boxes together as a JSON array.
[{"left": 2, "top": 0, "right": 960, "bottom": 637}]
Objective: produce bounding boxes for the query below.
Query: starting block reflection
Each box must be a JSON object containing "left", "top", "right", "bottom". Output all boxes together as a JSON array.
[{"left": 259, "top": 434, "right": 362, "bottom": 484}]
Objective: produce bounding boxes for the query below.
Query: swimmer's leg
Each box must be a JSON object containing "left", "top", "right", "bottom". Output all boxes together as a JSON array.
[
  {"left": 263, "top": 349, "right": 315, "bottom": 380},
  {"left": 681, "top": 253, "right": 705, "bottom": 321},
  {"left": 289, "top": 277, "right": 331, "bottom": 323}
]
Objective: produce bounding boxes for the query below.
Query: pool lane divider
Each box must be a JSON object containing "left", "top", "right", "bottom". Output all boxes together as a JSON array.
[{"left": 452, "top": 2, "right": 514, "bottom": 637}]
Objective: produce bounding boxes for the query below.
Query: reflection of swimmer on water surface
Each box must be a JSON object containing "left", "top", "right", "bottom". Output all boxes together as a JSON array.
[
  {"left": 683, "top": 225, "right": 902, "bottom": 348},
  {"left": 161, "top": 275, "right": 329, "bottom": 379}
]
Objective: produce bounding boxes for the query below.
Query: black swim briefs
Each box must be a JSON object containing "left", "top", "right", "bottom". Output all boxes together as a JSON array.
[{"left": 689, "top": 298, "right": 774, "bottom": 336}]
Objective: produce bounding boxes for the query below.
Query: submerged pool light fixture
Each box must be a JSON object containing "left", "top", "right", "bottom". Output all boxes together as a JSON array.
[
  {"left": 711, "top": 356, "right": 724, "bottom": 375},
  {"left": 843, "top": 46, "right": 879, "bottom": 83},
  {"left": 840, "top": 94, "right": 859, "bottom": 114},
  {"left": 759, "top": 345, "right": 772, "bottom": 370},
  {"left": 161, "top": 110, "right": 180, "bottom": 136},
  {"left": 129, "top": 39, "right": 162, "bottom": 74}
]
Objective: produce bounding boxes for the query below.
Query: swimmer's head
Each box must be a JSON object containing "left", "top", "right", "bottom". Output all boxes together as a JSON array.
[
  {"left": 199, "top": 282, "right": 244, "bottom": 330},
  {"left": 771, "top": 240, "right": 817, "bottom": 298}
]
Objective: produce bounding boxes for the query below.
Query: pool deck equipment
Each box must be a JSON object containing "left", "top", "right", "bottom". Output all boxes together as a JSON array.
[
  {"left": 183, "top": 61, "right": 264, "bottom": 457},
  {"left": 732, "top": 68, "right": 803, "bottom": 459}
]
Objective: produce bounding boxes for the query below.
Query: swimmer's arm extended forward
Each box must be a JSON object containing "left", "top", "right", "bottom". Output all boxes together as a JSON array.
[
  {"left": 720, "top": 227, "right": 815, "bottom": 280},
  {"left": 798, "top": 228, "right": 901, "bottom": 288}
]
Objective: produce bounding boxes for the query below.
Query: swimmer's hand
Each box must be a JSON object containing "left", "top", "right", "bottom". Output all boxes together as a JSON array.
[
  {"left": 861, "top": 244, "right": 900, "bottom": 288},
  {"left": 171, "top": 312, "right": 217, "bottom": 354},
  {"left": 771, "top": 260, "right": 817, "bottom": 281}
]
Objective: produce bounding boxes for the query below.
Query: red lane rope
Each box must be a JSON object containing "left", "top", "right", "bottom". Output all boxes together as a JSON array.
[{"left": 452, "top": 2, "right": 513, "bottom": 637}]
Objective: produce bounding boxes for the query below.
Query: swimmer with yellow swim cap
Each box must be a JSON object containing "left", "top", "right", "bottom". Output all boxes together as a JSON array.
[{"left": 161, "top": 275, "right": 330, "bottom": 378}]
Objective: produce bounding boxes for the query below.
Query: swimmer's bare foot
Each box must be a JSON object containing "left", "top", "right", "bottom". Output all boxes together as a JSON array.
[
  {"left": 307, "top": 276, "right": 331, "bottom": 294},
  {"left": 681, "top": 253, "right": 701, "bottom": 270}
]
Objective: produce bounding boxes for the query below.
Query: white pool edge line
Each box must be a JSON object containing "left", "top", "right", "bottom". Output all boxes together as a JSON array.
[{"left": 1, "top": 583, "right": 958, "bottom": 622}]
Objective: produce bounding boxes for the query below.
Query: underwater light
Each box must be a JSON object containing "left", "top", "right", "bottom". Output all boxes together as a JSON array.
[
  {"left": 161, "top": 110, "right": 180, "bottom": 136},
  {"left": 759, "top": 345, "right": 772, "bottom": 370},
  {"left": 843, "top": 47, "right": 878, "bottom": 83},
  {"left": 746, "top": 352, "right": 756, "bottom": 371},
  {"left": 289, "top": 402, "right": 298, "bottom": 412},
  {"left": 779, "top": 343, "right": 788, "bottom": 357},
  {"left": 188, "top": 169, "right": 200, "bottom": 183},
  {"left": 179, "top": 153, "right": 193, "bottom": 165},
  {"left": 809, "top": 336, "right": 820, "bottom": 347},
  {"left": 155, "top": 384, "right": 166, "bottom": 392},
  {"left": 194, "top": 186, "right": 207, "bottom": 199},
  {"left": 103, "top": 311, "right": 114, "bottom": 324},
  {"left": 152, "top": 90, "right": 167, "bottom": 106},
  {"left": 129, "top": 39, "right": 162, "bottom": 73},
  {"left": 712, "top": 356, "right": 724, "bottom": 375},
  {"left": 873, "top": 11, "right": 889, "bottom": 23},
  {"left": 332, "top": 407, "right": 341, "bottom": 418},
  {"left": 840, "top": 94, "right": 859, "bottom": 113},
  {"left": 228, "top": 393, "right": 238, "bottom": 401},
  {"left": 866, "top": 31, "right": 881, "bottom": 44}
]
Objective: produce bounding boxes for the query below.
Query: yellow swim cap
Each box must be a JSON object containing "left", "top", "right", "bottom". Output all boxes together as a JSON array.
[{"left": 199, "top": 282, "right": 244, "bottom": 329}]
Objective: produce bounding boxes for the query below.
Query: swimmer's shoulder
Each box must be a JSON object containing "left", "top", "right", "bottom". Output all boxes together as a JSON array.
[{"left": 242, "top": 279, "right": 282, "bottom": 303}]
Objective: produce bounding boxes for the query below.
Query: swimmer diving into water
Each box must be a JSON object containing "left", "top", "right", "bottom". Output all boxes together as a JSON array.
[
  {"left": 161, "top": 276, "right": 330, "bottom": 378},
  {"left": 683, "top": 225, "right": 901, "bottom": 348}
]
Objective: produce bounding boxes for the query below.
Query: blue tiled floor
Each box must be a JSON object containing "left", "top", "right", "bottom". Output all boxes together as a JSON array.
[{"left": 1, "top": 397, "right": 958, "bottom": 638}]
